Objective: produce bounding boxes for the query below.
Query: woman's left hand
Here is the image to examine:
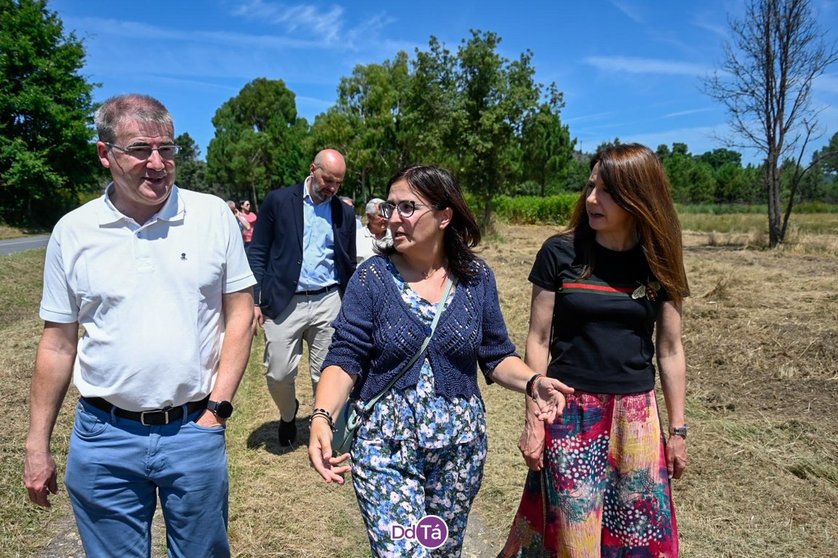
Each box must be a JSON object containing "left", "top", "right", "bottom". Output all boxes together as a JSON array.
[
  {"left": 666, "top": 435, "right": 687, "bottom": 479},
  {"left": 308, "top": 419, "right": 351, "bottom": 484},
  {"left": 531, "top": 377, "right": 574, "bottom": 424}
]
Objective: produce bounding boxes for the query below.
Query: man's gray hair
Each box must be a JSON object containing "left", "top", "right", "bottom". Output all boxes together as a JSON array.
[
  {"left": 94, "top": 94, "right": 173, "bottom": 143},
  {"left": 365, "top": 198, "right": 385, "bottom": 216}
]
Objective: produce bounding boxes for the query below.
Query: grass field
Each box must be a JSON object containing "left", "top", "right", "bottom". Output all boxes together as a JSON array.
[{"left": 2, "top": 217, "right": 836, "bottom": 557}]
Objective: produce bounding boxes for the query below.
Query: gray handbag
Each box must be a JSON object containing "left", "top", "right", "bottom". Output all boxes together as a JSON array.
[{"left": 331, "top": 277, "right": 455, "bottom": 455}]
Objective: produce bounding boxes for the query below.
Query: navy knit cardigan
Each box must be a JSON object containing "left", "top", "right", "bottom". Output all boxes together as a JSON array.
[{"left": 322, "top": 255, "right": 518, "bottom": 402}]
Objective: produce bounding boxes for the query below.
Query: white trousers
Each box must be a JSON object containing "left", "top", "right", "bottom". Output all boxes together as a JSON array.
[{"left": 262, "top": 289, "right": 341, "bottom": 421}]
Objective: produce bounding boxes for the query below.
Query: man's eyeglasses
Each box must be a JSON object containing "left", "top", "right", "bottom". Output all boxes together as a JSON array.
[
  {"left": 105, "top": 143, "right": 180, "bottom": 161},
  {"left": 381, "top": 200, "right": 433, "bottom": 219}
]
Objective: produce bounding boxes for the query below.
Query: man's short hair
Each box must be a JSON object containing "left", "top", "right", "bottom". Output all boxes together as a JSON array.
[
  {"left": 94, "top": 94, "right": 173, "bottom": 143},
  {"left": 365, "top": 198, "right": 385, "bottom": 216}
]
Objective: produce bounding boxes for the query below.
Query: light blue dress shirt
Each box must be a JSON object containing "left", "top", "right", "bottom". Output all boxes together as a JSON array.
[{"left": 298, "top": 179, "right": 338, "bottom": 291}]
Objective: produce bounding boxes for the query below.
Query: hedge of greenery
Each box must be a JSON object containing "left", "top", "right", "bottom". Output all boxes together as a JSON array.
[
  {"left": 676, "top": 202, "right": 838, "bottom": 214},
  {"left": 492, "top": 197, "right": 838, "bottom": 225},
  {"left": 493, "top": 194, "right": 578, "bottom": 224}
]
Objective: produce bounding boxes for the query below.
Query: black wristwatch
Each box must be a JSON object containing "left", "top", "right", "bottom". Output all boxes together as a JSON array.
[
  {"left": 671, "top": 425, "right": 688, "bottom": 439},
  {"left": 207, "top": 400, "right": 234, "bottom": 419}
]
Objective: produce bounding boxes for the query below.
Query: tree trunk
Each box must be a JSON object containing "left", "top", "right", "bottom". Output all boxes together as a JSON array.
[
  {"left": 480, "top": 195, "right": 495, "bottom": 235},
  {"left": 765, "top": 152, "right": 783, "bottom": 247}
]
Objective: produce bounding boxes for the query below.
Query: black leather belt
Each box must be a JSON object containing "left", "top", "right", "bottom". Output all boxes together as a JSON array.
[
  {"left": 82, "top": 396, "right": 209, "bottom": 426},
  {"left": 295, "top": 284, "right": 337, "bottom": 296}
]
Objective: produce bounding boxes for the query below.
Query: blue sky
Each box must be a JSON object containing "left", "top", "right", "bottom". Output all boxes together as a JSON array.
[{"left": 50, "top": 0, "right": 838, "bottom": 165}]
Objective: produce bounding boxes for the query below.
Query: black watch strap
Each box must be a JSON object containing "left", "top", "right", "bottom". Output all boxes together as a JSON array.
[
  {"left": 671, "top": 425, "right": 688, "bottom": 438},
  {"left": 207, "top": 400, "right": 234, "bottom": 419}
]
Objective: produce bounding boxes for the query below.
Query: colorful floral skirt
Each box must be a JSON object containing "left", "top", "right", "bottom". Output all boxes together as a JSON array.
[{"left": 499, "top": 390, "right": 679, "bottom": 558}]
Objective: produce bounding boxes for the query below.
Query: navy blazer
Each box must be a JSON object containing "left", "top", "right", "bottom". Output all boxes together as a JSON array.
[{"left": 248, "top": 183, "right": 357, "bottom": 320}]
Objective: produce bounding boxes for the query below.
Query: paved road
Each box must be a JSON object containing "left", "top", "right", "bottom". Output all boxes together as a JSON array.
[{"left": 0, "top": 235, "right": 50, "bottom": 256}]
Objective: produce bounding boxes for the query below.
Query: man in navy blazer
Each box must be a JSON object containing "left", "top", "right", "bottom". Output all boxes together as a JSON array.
[{"left": 248, "top": 149, "right": 356, "bottom": 446}]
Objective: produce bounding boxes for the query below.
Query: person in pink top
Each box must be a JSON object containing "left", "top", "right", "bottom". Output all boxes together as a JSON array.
[{"left": 239, "top": 199, "right": 258, "bottom": 247}]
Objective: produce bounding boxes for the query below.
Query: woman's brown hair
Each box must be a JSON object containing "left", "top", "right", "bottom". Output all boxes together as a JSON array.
[
  {"left": 381, "top": 165, "right": 481, "bottom": 281},
  {"left": 566, "top": 143, "right": 690, "bottom": 304}
]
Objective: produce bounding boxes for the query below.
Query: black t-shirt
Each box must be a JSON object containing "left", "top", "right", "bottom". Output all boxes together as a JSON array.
[{"left": 528, "top": 234, "right": 668, "bottom": 394}]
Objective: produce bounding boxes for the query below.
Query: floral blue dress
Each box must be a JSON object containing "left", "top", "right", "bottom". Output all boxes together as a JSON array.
[{"left": 350, "top": 259, "right": 489, "bottom": 557}]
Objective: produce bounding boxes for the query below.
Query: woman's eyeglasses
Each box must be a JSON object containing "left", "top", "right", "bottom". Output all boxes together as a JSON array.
[{"left": 381, "top": 200, "right": 433, "bottom": 219}]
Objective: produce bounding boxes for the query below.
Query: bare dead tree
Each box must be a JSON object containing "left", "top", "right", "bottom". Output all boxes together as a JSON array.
[{"left": 704, "top": 0, "right": 837, "bottom": 247}]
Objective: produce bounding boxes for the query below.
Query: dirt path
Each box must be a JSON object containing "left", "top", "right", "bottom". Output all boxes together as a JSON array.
[{"left": 462, "top": 508, "right": 500, "bottom": 557}]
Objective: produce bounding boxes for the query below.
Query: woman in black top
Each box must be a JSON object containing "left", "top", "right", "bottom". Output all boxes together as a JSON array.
[{"left": 500, "top": 143, "right": 690, "bottom": 557}]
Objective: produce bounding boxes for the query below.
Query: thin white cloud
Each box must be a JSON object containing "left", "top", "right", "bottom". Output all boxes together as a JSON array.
[
  {"left": 691, "top": 13, "right": 729, "bottom": 40},
  {"left": 149, "top": 76, "right": 243, "bottom": 92},
  {"left": 231, "top": 0, "right": 344, "bottom": 43},
  {"left": 345, "top": 12, "right": 395, "bottom": 46},
  {"left": 64, "top": 16, "right": 318, "bottom": 49},
  {"left": 609, "top": 0, "right": 645, "bottom": 24},
  {"left": 565, "top": 111, "right": 621, "bottom": 125},
  {"left": 664, "top": 107, "right": 716, "bottom": 118},
  {"left": 584, "top": 56, "right": 715, "bottom": 76}
]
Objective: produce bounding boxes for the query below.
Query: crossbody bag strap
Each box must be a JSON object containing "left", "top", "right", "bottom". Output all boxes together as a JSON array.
[{"left": 360, "top": 276, "right": 455, "bottom": 413}]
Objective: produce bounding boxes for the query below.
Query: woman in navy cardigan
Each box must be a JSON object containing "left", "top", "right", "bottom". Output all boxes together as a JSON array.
[{"left": 308, "top": 165, "right": 574, "bottom": 557}]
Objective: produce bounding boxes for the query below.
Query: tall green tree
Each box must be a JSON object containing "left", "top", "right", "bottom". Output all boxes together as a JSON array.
[
  {"left": 565, "top": 152, "right": 593, "bottom": 192},
  {"left": 704, "top": 0, "right": 837, "bottom": 246},
  {"left": 698, "top": 148, "right": 742, "bottom": 170},
  {"left": 796, "top": 133, "right": 838, "bottom": 201},
  {"left": 401, "top": 36, "right": 459, "bottom": 169},
  {"left": 521, "top": 85, "right": 576, "bottom": 197},
  {"left": 173, "top": 132, "right": 209, "bottom": 194},
  {"left": 206, "top": 78, "right": 308, "bottom": 205},
  {"left": 816, "top": 131, "right": 838, "bottom": 176},
  {"left": 662, "top": 143, "right": 715, "bottom": 203},
  {"left": 451, "top": 30, "right": 541, "bottom": 227},
  {"left": 0, "top": 0, "right": 98, "bottom": 227},
  {"left": 714, "top": 162, "right": 751, "bottom": 202},
  {"left": 310, "top": 52, "right": 411, "bottom": 201}
]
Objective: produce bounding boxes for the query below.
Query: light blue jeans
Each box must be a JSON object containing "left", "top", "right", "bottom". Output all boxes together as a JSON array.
[{"left": 65, "top": 399, "right": 230, "bottom": 557}]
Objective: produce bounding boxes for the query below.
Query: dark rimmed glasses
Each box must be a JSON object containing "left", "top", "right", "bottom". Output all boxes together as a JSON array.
[
  {"left": 381, "top": 200, "right": 435, "bottom": 219},
  {"left": 105, "top": 142, "right": 180, "bottom": 161}
]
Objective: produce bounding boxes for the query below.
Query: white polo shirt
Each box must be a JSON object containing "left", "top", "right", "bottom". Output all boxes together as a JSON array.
[
  {"left": 355, "top": 226, "right": 392, "bottom": 264},
  {"left": 40, "top": 185, "right": 256, "bottom": 411}
]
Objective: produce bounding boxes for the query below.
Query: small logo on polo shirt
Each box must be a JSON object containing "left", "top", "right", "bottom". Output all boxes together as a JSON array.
[{"left": 180, "top": 253, "right": 187, "bottom": 260}]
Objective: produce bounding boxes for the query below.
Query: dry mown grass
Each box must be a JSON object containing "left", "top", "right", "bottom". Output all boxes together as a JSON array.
[
  {"left": 0, "top": 225, "right": 47, "bottom": 240},
  {"left": 2, "top": 218, "right": 836, "bottom": 557}
]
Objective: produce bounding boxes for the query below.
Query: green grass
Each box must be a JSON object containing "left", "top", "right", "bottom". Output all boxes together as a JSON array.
[
  {"left": 678, "top": 212, "right": 838, "bottom": 235},
  {"left": 677, "top": 202, "right": 838, "bottom": 214}
]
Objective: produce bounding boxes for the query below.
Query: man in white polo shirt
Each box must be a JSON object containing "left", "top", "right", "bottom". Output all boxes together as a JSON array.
[{"left": 23, "top": 94, "right": 255, "bottom": 557}]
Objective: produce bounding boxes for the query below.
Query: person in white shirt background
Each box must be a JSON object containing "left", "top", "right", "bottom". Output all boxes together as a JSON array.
[{"left": 356, "top": 197, "right": 392, "bottom": 263}]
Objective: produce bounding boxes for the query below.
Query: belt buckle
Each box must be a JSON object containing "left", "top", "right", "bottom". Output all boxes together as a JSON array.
[{"left": 140, "top": 408, "right": 170, "bottom": 426}]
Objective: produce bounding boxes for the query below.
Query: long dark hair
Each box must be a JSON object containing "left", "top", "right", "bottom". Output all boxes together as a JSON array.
[
  {"left": 382, "top": 165, "right": 481, "bottom": 282},
  {"left": 566, "top": 143, "right": 690, "bottom": 304}
]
